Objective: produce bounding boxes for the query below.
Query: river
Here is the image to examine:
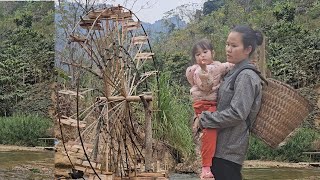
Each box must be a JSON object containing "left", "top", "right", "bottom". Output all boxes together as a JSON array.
[
  {"left": 169, "top": 167, "right": 320, "bottom": 179},
  {"left": 0, "top": 151, "right": 54, "bottom": 180},
  {"left": 0, "top": 151, "right": 319, "bottom": 180}
]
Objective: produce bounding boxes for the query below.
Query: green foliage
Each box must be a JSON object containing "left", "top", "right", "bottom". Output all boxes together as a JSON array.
[
  {"left": 0, "top": 28, "right": 54, "bottom": 116},
  {"left": 277, "top": 128, "right": 319, "bottom": 162},
  {"left": 247, "top": 136, "right": 277, "bottom": 160},
  {"left": 155, "top": 53, "right": 190, "bottom": 86},
  {"left": 14, "top": 11, "right": 33, "bottom": 28},
  {"left": 0, "top": 114, "right": 53, "bottom": 146},
  {"left": 273, "top": 2, "right": 296, "bottom": 22},
  {"left": 307, "top": 1, "right": 320, "bottom": 19},
  {"left": 298, "top": 86, "right": 320, "bottom": 128},
  {"left": 266, "top": 17, "right": 320, "bottom": 88},
  {"left": 0, "top": 2, "right": 54, "bottom": 116},
  {"left": 247, "top": 128, "right": 320, "bottom": 162},
  {"left": 152, "top": 72, "right": 194, "bottom": 157},
  {"left": 14, "top": 82, "right": 53, "bottom": 118},
  {"left": 203, "top": 0, "right": 225, "bottom": 16}
]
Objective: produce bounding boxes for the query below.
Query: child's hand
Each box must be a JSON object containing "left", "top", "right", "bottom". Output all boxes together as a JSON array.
[
  {"left": 198, "top": 60, "right": 208, "bottom": 73},
  {"left": 192, "top": 115, "right": 202, "bottom": 134}
]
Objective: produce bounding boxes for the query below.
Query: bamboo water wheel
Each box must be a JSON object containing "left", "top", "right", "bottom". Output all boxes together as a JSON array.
[{"left": 56, "top": 5, "right": 166, "bottom": 180}]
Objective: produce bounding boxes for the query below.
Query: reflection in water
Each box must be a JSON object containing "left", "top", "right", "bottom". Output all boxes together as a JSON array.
[
  {"left": 169, "top": 168, "right": 320, "bottom": 180},
  {"left": 0, "top": 151, "right": 54, "bottom": 180},
  {"left": 242, "top": 168, "right": 320, "bottom": 180}
]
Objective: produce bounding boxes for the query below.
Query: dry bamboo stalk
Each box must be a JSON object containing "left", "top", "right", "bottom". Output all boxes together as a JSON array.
[
  {"left": 98, "top": 95, "right": 152, "bottom": 102},
  {"left": 78, "top": 41, "right": 103, "bottom": 72},
  {"left": 259, "top": 37, "right": 267, "bottom": 77},
  {"left": 139, "top": 95, "right": 152, "bottom": 172},
  {"left": 61, "top": 61, "right": 102, "bottom": 79},
  {"left": 105, "top": 143, "right": 109, "bottom": 172}
]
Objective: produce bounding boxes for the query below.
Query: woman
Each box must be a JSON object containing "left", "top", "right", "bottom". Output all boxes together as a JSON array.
[{"left": 199, "top": 25, "right": 264, "bottom": 180}]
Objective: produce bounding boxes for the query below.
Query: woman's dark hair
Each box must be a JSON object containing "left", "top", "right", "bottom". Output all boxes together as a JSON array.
[
  {"left": 191, "top": 38, "right": 213, "bottom": 62},
  {"left": 231, "top": 25, "right": 263, "bottom": 57}
]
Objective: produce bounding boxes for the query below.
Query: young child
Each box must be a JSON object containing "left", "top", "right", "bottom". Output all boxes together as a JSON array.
[{"left": 186, "top": 39, "right": 233, "bottom": 179}]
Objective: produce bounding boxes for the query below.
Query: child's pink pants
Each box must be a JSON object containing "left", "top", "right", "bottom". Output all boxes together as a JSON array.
[{"left": 193, "top": 100, "right": 217, "bottom": 167}]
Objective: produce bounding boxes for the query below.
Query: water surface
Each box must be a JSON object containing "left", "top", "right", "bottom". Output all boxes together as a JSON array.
[
  {"left": 0, "top": 151, "right": 54, "bottom": 180},
  {"left": 169, "top": 167, "right": 320, "bottom": 180},
  {"left": 1, "top": 151, "right": 318, "bottom": 180}
]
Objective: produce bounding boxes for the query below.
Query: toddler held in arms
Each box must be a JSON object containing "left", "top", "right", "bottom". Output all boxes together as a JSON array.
[{"left": 186, "top": 39, "right": 233, "bottom": 179}]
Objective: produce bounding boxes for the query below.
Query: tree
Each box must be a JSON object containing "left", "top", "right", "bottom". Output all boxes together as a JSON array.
[
  {"left": 273, "top": 2, "right": 296, "bottom": 22},
  {"left": 14, "top": 11, "right": 33, "bottom": 28},
  {"left": 203, "top": 0, "right": 225, "bottom": 16},
  {"left": 0, "top": 2, "right": 54, "bottom": 116},
  {"left": 266, "top": 3, "right": 320, "bottom": 88}
]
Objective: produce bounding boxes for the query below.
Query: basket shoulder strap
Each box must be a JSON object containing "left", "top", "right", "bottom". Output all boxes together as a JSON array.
[
  {"left": 229, "top": 65, "right": 268, "bottom": 91},
  {"left": 229, "top": 64, "right": 268, "bottom": 134}
]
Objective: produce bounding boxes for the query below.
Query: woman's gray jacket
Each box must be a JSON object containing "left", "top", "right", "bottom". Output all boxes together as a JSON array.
[{"left": 200, "top": 59, "right": 263, "bottom": 165}]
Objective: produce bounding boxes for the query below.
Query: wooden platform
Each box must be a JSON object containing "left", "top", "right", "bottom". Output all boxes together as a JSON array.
[
  {"left": 302, "top": 151, "right": 320, "bottom": 167},
  {"left": 302, "top": 151, "right": 320, "bottom": 159},
  {"left": 309, "top": 162, "right": 320, "bottom": 167},
  {"left": 302, "top": 151, "right": 320, "bottom": 155},
  {"left": 35, "top": 146, "right": 56, "bottom": 151}
]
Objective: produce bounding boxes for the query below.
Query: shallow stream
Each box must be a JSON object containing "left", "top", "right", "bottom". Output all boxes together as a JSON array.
[
  {"left": 0, "top": 151, "right": 319, "bottom": 180},
  {"left": 169, "top": 168, "right": 320, "bottom": 180},
  {"left": 0, "top": 151, "right": 54, "bottom": 180}
]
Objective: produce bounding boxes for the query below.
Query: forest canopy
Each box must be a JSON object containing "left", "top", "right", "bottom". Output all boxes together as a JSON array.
[{"left": 0, "top": 1, "right": 54, "bottom": 117}]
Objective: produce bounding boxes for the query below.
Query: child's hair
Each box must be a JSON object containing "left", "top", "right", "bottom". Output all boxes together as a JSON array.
[{"left": 191, "top": 38, "right": 214, "bottom": 62}]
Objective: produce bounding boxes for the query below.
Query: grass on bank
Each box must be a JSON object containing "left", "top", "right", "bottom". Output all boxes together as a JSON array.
[
  {"left": 0, "top": 114, "right": 53, "bottom": 146},
  {"left": 152, "top": 72, "right": 195, "bottom": 159},
  {"left": 247, "top": 127, "right": 320, "bottom": 162}
]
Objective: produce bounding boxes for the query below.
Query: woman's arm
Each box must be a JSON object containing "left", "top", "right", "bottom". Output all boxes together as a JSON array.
[{"left": 199, "top": 72, "right": 261, "bottom": 128}]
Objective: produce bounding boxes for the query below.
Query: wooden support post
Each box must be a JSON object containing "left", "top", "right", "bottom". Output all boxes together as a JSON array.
[
  {"left": 139, "top": 95, "right": 152, "bottom": 172},
  {"left": 98, "top": 95, "right": 152, "bottom": 102},
  {"left": 251, "top": 35, "right": 267, "bottom": 77},
  {"left": 258, "top": 36, "right": 267, "bottom": 77},
  {"left": 106, "top": 143, "right": 109, "bottom": 172}
]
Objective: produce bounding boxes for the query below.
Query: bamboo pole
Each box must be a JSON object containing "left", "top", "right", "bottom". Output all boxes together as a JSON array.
[
  {"left": 258, "top": 36, "right": 267, "bottom": 77},
  {"left": 139, "top": 95, "right": 152, "bottom": 172},
  {"left": 251, "top": 35, "right": 267, "bottom": 77},
  {"left": 98, "top": 95, "right": 152, "bottom": 102}
]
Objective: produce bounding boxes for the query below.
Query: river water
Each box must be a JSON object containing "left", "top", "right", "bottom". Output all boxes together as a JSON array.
[
  {"left": 0, "top": 151, "right": 319, "bottom": 180},
  {"left": 169, "top": 168, "right": 320, "bottom": 180},
  {"left": 0, "top": 151, "right": 54, "bottom": 180}
]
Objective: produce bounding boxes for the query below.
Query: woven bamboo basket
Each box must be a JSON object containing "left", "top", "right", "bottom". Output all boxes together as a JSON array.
[{"left": 252, "top": 78, "right": 313, "bottom": 148}]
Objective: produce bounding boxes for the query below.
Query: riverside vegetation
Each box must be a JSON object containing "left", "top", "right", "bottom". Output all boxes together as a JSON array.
[{"left": 0, "top": 2, "right": 54, "bottom": 146}]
